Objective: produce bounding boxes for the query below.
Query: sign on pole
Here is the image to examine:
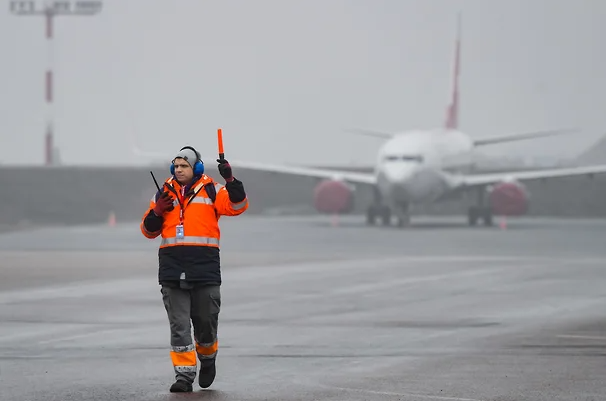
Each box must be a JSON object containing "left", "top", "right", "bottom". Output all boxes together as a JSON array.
[{"left": 10, "top": 1, "right": 102, "bottom": 15}]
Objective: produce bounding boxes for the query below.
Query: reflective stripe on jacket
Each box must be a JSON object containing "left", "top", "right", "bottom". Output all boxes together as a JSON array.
[{"left": 140, "top": 174, "right": 248, "bottom": 283}]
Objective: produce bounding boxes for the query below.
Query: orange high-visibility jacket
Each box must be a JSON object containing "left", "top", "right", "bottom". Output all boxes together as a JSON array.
[{"left": 140, "top": 174, "right": 248, "bottom": 284}]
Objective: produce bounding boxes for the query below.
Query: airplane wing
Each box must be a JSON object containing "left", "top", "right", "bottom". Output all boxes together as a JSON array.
[
  {"left": 133, "top": 146, "right": 377, "bottom": 184},
  {"left": 343, "top": 128, "right": 394, "bottom": 139},
  {"left": 454, "top": 164, "right": 606, "bottom": 188},
  {"left": 224, "top": 159, "right": 377, "bottom": 185},
  {"left": 472, "top": 128, "right": 576, "bottom": 147},
  {"left": 345, "top": 127, "right": 576, "bottom": 144}
]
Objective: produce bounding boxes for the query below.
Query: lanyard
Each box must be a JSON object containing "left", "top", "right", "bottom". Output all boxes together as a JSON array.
[
  {"left": 166, "top": 179, "right": 203, "bottom": 225},
  {"left": 177, "top": 186, "right": 186, "bottom": 224}
]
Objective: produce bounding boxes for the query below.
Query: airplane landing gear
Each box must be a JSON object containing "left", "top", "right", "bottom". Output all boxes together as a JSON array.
[
  {"left": 366, "top": 187, "right": 411, "bottom": 228},
  {"left": 366, "top": 204, "right": 391, "bottom": 226},
  {"left": 366, "top": 187, "right": 392, "bottom": 226},
  {"left": 366, "top": 202, "right": 410, "bottom": 228},
  {"left": 468, "top": 187, "right": 493, "bottom": 227},
  {"left": 394, "top": 202, "right": 410, "bottom": 228},
  {"left": 468, "top": 206, "right": 493, "bottom": 226}
]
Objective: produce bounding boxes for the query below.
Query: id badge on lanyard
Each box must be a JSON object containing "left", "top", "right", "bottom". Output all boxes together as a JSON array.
[{"left": 176, "top": 187, "right": 185, "bottom": 239}]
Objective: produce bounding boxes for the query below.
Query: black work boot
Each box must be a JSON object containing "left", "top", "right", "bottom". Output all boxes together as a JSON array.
[
  {"left": 170, "top": 379, "right": 193, "bottom": 393},
  {"left": 198, "top": 359, "right": 216, "bottom": 388}
]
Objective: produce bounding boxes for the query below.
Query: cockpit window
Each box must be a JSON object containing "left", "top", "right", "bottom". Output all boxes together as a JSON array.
[{"left": 384, "top": 155, "right": 424, "bottom": 163}]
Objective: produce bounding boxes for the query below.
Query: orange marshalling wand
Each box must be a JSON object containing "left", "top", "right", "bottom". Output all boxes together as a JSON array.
[{"left": 217, "top": 128, "right": 225, "bottom": 161}]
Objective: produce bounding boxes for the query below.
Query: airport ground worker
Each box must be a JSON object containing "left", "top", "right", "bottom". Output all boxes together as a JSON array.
[{"left": 140, "top": 145, "right": 249, "bottom": 393}]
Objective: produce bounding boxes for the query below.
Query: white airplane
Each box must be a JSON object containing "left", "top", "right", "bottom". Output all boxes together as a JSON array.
[{"left": 133, "top": 15, "right": 606, "bottom": 227}]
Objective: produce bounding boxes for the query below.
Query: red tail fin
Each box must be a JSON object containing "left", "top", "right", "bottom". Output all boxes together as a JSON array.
[{"left": 444, "top": 13, "right": 461, "bottom": 130}]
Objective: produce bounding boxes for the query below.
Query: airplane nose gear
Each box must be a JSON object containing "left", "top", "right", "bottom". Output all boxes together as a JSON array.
[{"left": 366, "top": 199, "right": 410, "bottom": 228}]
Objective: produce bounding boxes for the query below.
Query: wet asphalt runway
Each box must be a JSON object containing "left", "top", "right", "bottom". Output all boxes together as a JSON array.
[{"left": 1, "top": 215, "right": 606, "bottom": 401}]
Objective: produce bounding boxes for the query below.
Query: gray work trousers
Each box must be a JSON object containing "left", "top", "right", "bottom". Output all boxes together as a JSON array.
[{"left": 160, "top": 284, "right": 221, "bottom": 384}]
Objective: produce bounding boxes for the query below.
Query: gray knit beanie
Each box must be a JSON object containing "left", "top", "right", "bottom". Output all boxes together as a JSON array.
[{"left": 172, "top": 148, "right": 198, "bottom": 167}]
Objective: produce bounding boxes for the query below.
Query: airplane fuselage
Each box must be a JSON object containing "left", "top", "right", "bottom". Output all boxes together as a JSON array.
[{"left": 374, "top": 129, "right": 474, "bottom": 206}]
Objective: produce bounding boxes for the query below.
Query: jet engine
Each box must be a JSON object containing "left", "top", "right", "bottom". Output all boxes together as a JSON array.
[
  {"left": 313, "top": 179, "right": 354, "bottom": 214},
  {"left": 488, "top": 179, "right": 529, "bottom": 216}
]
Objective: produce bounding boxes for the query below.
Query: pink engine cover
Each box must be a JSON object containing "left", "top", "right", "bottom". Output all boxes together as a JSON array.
[
  {"left": 313, "top": 179, "right": 354, "bottom": 214},
  {"left": 489, "top": 181, "right": 529, "bottom": 216}
]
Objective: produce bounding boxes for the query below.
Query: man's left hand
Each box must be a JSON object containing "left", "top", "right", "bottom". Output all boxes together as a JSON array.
[{"left": 217, "top": 158, "right": 233, "bottom": 182}]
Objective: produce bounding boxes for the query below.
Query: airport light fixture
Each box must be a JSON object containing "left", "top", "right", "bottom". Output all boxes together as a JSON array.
[{"left": 10, "top": 1, "right": 103, "bottom": 166}]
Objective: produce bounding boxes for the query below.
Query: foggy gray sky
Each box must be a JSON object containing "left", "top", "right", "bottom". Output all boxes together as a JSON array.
[{"left": 2, "top": 0, "right": 606, "bottom": 166}]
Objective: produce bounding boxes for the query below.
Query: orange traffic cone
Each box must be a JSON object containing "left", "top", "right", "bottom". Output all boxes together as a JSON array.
[{"left": 108, "top": 211, "right": 116, "bottom": 227}]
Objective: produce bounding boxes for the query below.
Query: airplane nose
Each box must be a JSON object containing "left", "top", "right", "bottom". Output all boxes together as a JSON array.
[
  {"left": 383, "top": 164, "right": 416, "bottom": 182},
  {"left": 380, "top": 164, "right": 416, "bottom": 202}
]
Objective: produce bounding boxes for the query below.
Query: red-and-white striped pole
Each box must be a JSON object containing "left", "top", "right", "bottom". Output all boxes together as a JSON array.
[
  {"left": 10, "top": 1, "right": 103, "bottom": 166},
  {"left": 45, "top": 8, "right": 54, "bottom": 166}
]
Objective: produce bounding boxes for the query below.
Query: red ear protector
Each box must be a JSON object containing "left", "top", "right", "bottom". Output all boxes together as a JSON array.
[{"left": 170, "top": 146, "right": 204, "bottom": 176}]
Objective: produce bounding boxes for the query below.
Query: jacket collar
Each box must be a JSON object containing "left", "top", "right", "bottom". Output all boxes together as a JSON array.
[{"left": 167, "top": 174, "right": 213, "bottom": 195}]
